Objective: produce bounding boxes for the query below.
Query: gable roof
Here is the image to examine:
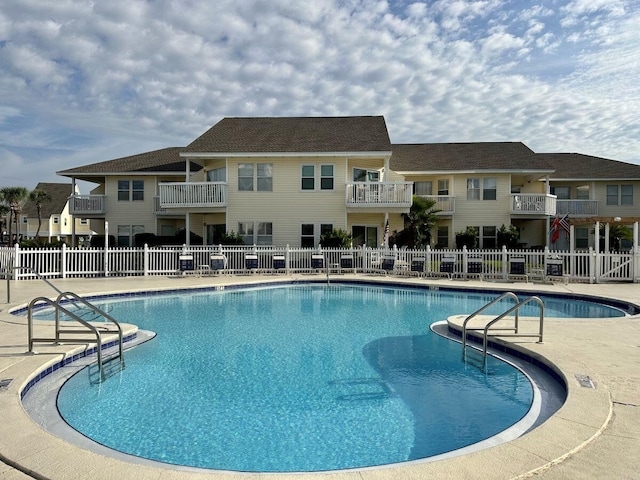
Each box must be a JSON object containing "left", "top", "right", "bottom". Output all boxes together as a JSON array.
[
  {"left": 183, "top": 116, "right": 392, "bottom": 155},
  {"left": 57, "top": 147, "right": 202, "bottom": 179},
  {"left": 390, "top": 142, "right": 552, "bottom": 173},
  {"left": 21, "top": 183, "right": 73, "bottom": 217},
  {"left": 539, "top": 153, "right": 640, "bottom": 180}
]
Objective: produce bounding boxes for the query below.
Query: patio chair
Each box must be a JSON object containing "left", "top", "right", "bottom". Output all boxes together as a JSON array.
[
  {"left": 208, "top": 254, "right": 228, "bottom": 275},
  {"left": 427, "top": 254, "right": 455, "bottom": 279},
  {"left": 465, "top": 256, "right": 484, "bottom": 280},
  {"left": 340, "top": 254, "right": 355, "bottom": 274},
  {"left": 244, "top": 253, "right": 259, "bottom": 274},
  {"left": 380, "top": 255, "right": 396, "bottom": 275},
  {"left": 507, "top": 256, "right": 528, "bottom": 282},
  {"left": 272, "top": 254, "right": 286, "bottom": 274},
  {"left": 406, "top": 257, "right": 426, "bottom": 277},
  {"left": 311, "top": 254, "right": 325, "bottom": 273}
]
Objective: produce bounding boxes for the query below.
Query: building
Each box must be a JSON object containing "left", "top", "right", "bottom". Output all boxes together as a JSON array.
[
  {"left": 20, "top": 183, "right": 94, "bottom": 245},
  {"left": 57, "top": 116, "right": 640, "bottom": 250}
]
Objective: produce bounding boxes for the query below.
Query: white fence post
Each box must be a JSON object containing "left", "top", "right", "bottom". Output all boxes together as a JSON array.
[
  {"left": 61, "top": 243, "right": 67, "bottom": 279},
  {"left": 588, "top": 247, "right": 595, "bottom": 284},
  {"left": 14, "top": 244, "right": 21, "bottom": 280},
  {"left": 285, "top": 244, "right": 290, "bottom": 274},
  {"left": 144, "top": 243, "right": 149, "bottom": 276},
  {"left": 426, "top": 245, "right": 432, "bottom": 275},
  {"left": 501, "top": 245, "right": 508, "bottom": 279}
]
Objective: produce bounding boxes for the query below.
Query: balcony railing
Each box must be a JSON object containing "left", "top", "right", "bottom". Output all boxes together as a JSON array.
[
  {"left": 159, "top": 182, "right": 227, "bottom": 208},
  {"left": 556, "top": 199, "right": 599, "bottom": 216},
  {"left": 510, "top": 194, "right": 557, "bottom": 216},
  {"left": 418, "top": 195, "right": 455, "bottom": 215},
  {"left": 68, "top": 195, "right": 106, "bottom": 215},
  {"left": 346, "top": 182, "right": 413, "bottom": 208}
]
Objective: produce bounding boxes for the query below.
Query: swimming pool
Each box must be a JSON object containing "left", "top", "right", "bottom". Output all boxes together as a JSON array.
[{"left": 27, "top": 282, "right": 626, "bottom": 472}]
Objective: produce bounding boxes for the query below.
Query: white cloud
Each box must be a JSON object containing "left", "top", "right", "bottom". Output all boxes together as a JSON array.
[{"left": 0, "top": 0, "right": 638, "bottom": 189}]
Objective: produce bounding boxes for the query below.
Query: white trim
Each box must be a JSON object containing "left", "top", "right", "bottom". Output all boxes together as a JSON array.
[
  {"left": 395, "top": 169, "right": 554, "bottom": 175},
  {"left": 181, "top": 151, "right": 392, "bottom": 159}
]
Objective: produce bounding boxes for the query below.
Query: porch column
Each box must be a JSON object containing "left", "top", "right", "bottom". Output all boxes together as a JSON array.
[
  {"left": 71, "top": 178, "right": 76, "bottom": 247},
  {"left": 185, "top": 212, "right": 190, "bottom": 247},
  {"left": 604, "top": 223, "right": 610, "bottom": 252}
]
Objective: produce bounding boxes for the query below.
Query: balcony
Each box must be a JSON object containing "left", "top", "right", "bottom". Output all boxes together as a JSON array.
[
  {"left": 510, "top": 194, "right": 556, "bottom": 216},
  {"left": 418, "top": 195, "right": 455, "bottom": 215},
  {"left": 556, "top": 199, "right": 599, "bottom": 217},
  {"left": 68, "top": 195, "right": 106, "bottom": 216},
  {"left": 159, "top": 182, "right": 227, "bottom": 208},
  {"left": 346, "top": 182, "right": 413, "bottom": 209}
]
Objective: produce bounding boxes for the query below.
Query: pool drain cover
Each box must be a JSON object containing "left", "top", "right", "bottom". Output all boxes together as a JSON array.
[
  {"left": 0, "top": 379, "right": 13, "bottom": 391},
  {"left": 574, "top": 374, "right": 595, "bottom": 388}
]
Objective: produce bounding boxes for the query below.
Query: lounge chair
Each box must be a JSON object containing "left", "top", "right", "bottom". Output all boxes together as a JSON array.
[
  {"left": 244, "top": 254, "right": 259, "bottom": 274},
  {"left": 380, "top": 255, "right": 396, "bottom": 275},
  {"left": 311, "top": 254, "right": 325, "bottom": 273},
  {"left": 272, "top": 254, "right": 286, "bottom": 274},
  {"left": 406, "top": 257, "right": 426, "bottom": 277},
  {"left": 208, "top": 254, "right": 228, "bottom": 275},
  {"left": 340, "top": 254, "right": 355, "bottom": 274}
]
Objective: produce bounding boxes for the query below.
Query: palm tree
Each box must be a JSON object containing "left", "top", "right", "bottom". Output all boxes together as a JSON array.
[
  {"left": 29, "top": 189, "right": 52, "bottom": 240},
  {"left": 0, "top": 187, "right": 29, "bottom": 246},
  {"left": 400, "top": 196, "right": 440, "bottom": 248}
]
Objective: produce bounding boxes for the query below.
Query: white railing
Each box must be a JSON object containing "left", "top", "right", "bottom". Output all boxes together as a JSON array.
[
  {"left": 511, "top": 194, "right": 557, "bottom": 216},
  {"left": 556, "top": 199, "right": 599, "bottom": 216},
  {"left": 345, "top": 182, "right": 413, "bottom": 207},
  {"left": 68, "top": 195, "right": 106, "bottom": 215},
  {"left": 418, "top": 195, "right": 456, "bottom": 214},
  {"left": 3, "top": 244, "right": 639, "bottom": 284},
  {"left": 159, "top": 182, "right": 227, "bottom": 208}
]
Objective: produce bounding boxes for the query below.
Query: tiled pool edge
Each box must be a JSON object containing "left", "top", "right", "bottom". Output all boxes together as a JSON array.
[{"left": 19, "top": 332, "right": 138, "bottom": 400}]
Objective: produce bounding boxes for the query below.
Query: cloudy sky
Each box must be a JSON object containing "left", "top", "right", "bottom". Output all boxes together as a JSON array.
[{"left": 1, "top": 0, "right": 639, "bottom": 189}]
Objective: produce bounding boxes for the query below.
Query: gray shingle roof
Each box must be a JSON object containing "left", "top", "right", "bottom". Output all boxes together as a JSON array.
[
  {"left": 184, "top": 116, "right": 392, "bottom": 154},
  {"left": 57, "top": 147, "right": 200, "bottom": 177},
  {"left": 21, "top": 183, "right": 72, "bottom": 217},
  {"left": 539, "top": 153, "right": 640, "bottom": 180},
  {"left": 390, "top": 142, "right": 551, "bottom": 172}
]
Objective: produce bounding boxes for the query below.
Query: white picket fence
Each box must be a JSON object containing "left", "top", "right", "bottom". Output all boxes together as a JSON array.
[{"left": 1, "top": 244, "right": 639, "bottom": 283}]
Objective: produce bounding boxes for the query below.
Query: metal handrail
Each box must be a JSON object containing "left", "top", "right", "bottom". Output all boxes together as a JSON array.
[
  {"left": 28, "top": 296, "right": 107, "bottom": 378},
  {"left": 6, "top": 265, "right": 64, "bottom": 303},
  {"left": 56, "top": 291, "right": 124, "bottom": 362},
  {"left": 481, "top": 296, "right": 544, "bottom": 370},
  {"left": 462, "top": 292, "right": 519, "bottom": 360}
]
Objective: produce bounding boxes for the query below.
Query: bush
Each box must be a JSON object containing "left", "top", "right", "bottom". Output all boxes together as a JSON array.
[
  {"left": 320, "top": 228, "right": 352, "bottom": 248},
  {"left": 497, "top": 224, "right": 520, "bottom": 249},
  {"left": 455, "top": 227, "right": 478, "bottom": 249},
  {"left": 90, "top": 235, "right": 117, "bottom": 247},
  {"left": 217, "top": 231, "right": 245, "bottom": 245}
]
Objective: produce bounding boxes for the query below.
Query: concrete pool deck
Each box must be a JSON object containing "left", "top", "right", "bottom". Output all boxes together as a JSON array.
[{"left": 0, "top": 274, "right": 638, "bottom": 479}]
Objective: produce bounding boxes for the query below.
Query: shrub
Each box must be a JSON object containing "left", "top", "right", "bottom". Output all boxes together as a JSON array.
[{"left": 320, "top": 228, "right": 352, "bottom": 248}]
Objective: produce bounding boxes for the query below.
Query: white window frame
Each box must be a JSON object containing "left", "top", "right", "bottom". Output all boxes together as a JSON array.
[
  {"left": 301, "top": 223, "right": 333, "bottom": 247},
  {"left": 353, "top": 167, "right": 380, "bottom": 182},
  {"left": 238, "top": 221, "right": 273, "bottom": 245},
  {"left": 238, "top": 163, "right": 273, "bottom": 192},
  {"left": 301, "top": 164, "right": 335, "bottom": 191},
  {"left": 414, "top": 181, "right": 433, "bottom": 196}
]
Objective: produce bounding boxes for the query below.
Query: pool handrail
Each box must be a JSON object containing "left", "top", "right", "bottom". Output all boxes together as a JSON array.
[{"left": 462, "top": 291, "right": 520, "bottom": 361}]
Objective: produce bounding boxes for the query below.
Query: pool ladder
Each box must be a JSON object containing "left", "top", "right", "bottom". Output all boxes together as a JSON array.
[
  {"left": 23, "top": 270, "right": 125, "bottom": 382},
  {"left": 461, "top": 292, "right": 544, "bottom": 371}
]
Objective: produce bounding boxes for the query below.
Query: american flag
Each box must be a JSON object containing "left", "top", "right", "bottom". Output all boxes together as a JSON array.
[
  {"left": 551, "top": 214, "right": 570, "bottom": 242},
  {"left": 383, "top": 219, "right": 390, "bottom": 247}
]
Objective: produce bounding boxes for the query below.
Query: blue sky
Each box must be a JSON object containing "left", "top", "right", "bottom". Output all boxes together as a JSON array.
[{"left": 1, "top": 0, "right": 639, "bottom": 190}]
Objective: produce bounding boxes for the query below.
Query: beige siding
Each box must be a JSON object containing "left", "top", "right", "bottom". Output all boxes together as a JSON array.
[
  {"left": 593, "top": 181, "right": 640, "bottom": 218},
  {"left": 226, "top": 157, "right": 348, "bottom": 246},
  {"left": 453, "top": 174, "right": 512, "bottom": 234},
  {"left": 104, "top": 176, "right": 157, "bottom": 238}
]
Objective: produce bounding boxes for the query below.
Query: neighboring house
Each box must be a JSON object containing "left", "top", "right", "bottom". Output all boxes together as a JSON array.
[
  {"left": 57, "top": 116, "right": 640, "bottom": 250},
  {"left": 20, "top": 183, "right": 94, "bottom": 245}
]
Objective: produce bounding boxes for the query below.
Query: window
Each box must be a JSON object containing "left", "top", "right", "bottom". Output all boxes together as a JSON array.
[
  {"left": 206, "top": 224, "right": 226, "bottom": 244},
  {"left": 117, "top": 180, "right": 144, "bottom": 201},
  {"left": 483, "top": 178, "right": 497, "bottom": 200},
  {"left": 414, "top": 181, "right": 433, "bottom": 196},
  {"left": 302, "top": 164, "right": 334, "bottom": 191},
  {"left": 621, "top": 185, "right": 633, "bottom": 205},
  {"left": 117, "top": 224, "right": 144, "bottom": 247},
  {"left": 576, "top": 185, "right": 590, "bottom": 200},
  {"left": 80, "top": 218, "right": 88, "bottom": 225},
  {"left": 551, "top": 186, "right": 570, "bottom": 199},
  {"left": 257, "top": 164, "right": 273, "bottom": 191},
  {"left": 301, "top": 223, "right": 333, "bottom": 247},
  {"left": 238, "top": 222, "right": 254, "bottom": 244},
  {"left": 301, "top": 224, "right": 315, "bottom": 247},
  {"left": 52, "top": 216, "right": 59, "bottom": 224},
  {"left": 575, "top": 227, "right": 589, "bottom": 249},
  {"left": 238, "top": 222, "right": 273, "bottom": 245},
  {"left": 207, "top": 167, "right": 226, "bottom": 182},
  {"left": 238, "top": 164, "right": 254, "bottom": 191},
  {"left": 238, "top": 163, "right": 271, "bottom": 191},
  {"left": 22, "top": 216, "right": 28, "bottom": 224},
  {"left": 352, "top": 225, "right": 378, "bottom": 247},
  {"left": 320, "top": 165, "right": 334, "bottom": 190},
  {"left": 437, "top": 179, "right": 449, "bottom": 196},
  {"left": 467, "top": 178, "right": 480, "bottom": 200},
  {"left": 482, "top": 226, "right": 497, "bottom": 249},
  {"left": 607, "top": 185, "right": 633, "bottom": 205},
  {"left": 301, "top": 166, "right": 315, "bottom": 190},
  {"left": 353, "top": 168, "right": 380, "bottom": 182},
  {"left": 256, "top": 222, "right": 272, "bottom": 245},
  {"left": 436, "top": 226, "right": 449, "bottom": 248}
]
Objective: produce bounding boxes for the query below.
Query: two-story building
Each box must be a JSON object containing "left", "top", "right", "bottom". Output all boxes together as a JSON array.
[
  {"left": 20, "top": 183, "right": 94, "bottom": 245},
  {"left": 57, "top": 115, "right": 640, "bottom": 250}
]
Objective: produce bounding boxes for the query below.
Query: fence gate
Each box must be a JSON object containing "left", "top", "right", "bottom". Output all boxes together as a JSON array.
[{"left": 599, "top": 253, "right": 633, "bottom": 282}]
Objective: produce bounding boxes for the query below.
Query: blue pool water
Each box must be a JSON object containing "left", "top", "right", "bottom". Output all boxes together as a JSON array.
[{"left": 53, "top": 284, "right": 623, "bottom": 472}]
